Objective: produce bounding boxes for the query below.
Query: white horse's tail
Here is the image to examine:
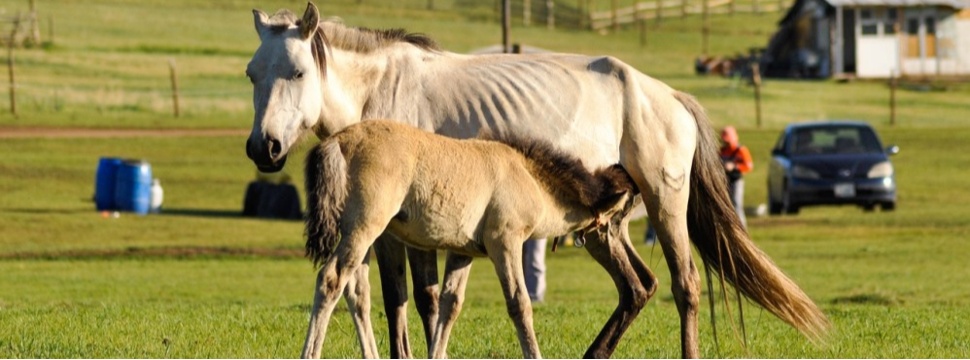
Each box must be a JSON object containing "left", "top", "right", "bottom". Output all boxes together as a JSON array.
[
  {"left": 304, "top": 140, "right": 349, "bottom": 267},
  {"left": 674, "top": 91, "right": 830, "bottom": 341}
]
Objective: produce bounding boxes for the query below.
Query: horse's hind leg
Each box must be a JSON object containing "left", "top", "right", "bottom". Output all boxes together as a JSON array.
[
  {"left": 343, "top": 248, "right": 379, "bottom": 358},
  {"left": 373, "top": 234, "right": 414, "bottom": 358},
  {"left": 302, "top": 230, "right": 383, "bottom": 359},
  {"left": 373, "top": 235, "right": 441, "bottom": 359},
  {"left": 582, "top": 207, "right": 658, "bottom": 358},
  {"left": 407, "top": 246, "right": 440, "bottom": 355},
  {"left": 429, "top": 251, "right": 473, "bottom": 359}
]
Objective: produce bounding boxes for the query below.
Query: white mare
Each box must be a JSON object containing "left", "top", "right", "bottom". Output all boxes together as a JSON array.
[{"left": 244, "top": 3, "right": 829, "bottom": 358}]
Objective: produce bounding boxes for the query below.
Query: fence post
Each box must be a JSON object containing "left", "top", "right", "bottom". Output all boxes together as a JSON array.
[
  {"left": 524, "top": 0, "right": 532, "bottom": 26},
  {"left": 752, "top": 62, "right": 762, "bottom": 128},
  {"left": 889, "top": 70, "right": 897, "bottom": 127},
  {"left": 578, "top": 0, "right": 585, "bottom": 29},
  {"left": 657, "top": 0, "right": 665, "bottom": 26},
  {"left": 702, "top": 0, "right": 710, "bottom": 55},
  {"left": 639, "top": 12, "right": 647, "bottom": 47},
  {"left": 612, "top": 0, "right": 619, "bottom": 32},
  {"left": 169, "top": 59, "right": 180, "bottom": 118},
  {"left": 547, "top": 0, "right": 555, "bottom": 29},
  {"left": 502, "top": 0, "right": 510, "bottom": 53},
  {"left": 7, "top": 41, "right": 16, "bottom": 117},
  {"left": 681, "top": 0, "right": 688, "bottom": 17}
]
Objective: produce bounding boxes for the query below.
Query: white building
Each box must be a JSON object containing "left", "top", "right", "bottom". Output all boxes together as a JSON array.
[{"left": 762, "top": 0, "right": 970, "bottom": 78}]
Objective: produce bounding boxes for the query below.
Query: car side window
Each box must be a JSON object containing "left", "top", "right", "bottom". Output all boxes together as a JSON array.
[{"left": 773, "top": 132, "right": 787, "bottom": 155}]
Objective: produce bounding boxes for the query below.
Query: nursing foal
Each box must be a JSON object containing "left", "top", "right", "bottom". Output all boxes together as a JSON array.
[{"left": 301, "top": 120, "right": 637, "bottom": 358}]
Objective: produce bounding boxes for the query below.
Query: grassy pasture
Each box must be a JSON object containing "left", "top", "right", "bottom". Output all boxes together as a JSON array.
[{"left": 2, "top": 0, "right": 970, "bottom": 358}]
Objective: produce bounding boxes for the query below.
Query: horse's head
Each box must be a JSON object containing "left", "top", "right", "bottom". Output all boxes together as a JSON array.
[
  {"left": 591, "top": 164, "right": 641, "bottom": 227},
  {"left": 246, "top": 2, "right": 325, "bottom": 172}
]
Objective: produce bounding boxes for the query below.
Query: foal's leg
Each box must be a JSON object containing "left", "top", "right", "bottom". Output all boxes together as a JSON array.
[
  {"left": 343, "top": 248, "right": 379, "bottom": 358},
  {"left": 373, "top": 234, "right": 414, "bottom": 358},
  {"left": 302, "top": 231, "right": 383, "bottom": 359},
  {"left": 485, "top": 239, "right": 541, "bottom": 358},
  {"left": 582, "top": 200, "right": 658, "bottom": 359},
  {"left": 429, "top": 251, "right": 473, "bottom": 359}
]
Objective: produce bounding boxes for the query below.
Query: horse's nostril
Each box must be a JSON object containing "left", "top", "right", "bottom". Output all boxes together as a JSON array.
[{"left": 267, "top": 138, "right": 282, "bottom": 160}]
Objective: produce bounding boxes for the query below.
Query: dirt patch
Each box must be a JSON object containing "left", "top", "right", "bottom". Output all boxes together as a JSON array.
[
  {"left": 0, "top": 246, "right": 304, "bottom": 261},
  {"left": 0, "top": 127, "right": 249, "bottom": 139}
]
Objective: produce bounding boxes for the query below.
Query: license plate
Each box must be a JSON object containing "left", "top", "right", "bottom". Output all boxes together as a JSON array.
[{"left": 834, "top": 183, "right": 856, "bottom": 198}]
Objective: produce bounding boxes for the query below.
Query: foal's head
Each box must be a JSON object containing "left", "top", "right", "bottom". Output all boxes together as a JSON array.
[{"left": 246, "top": 3, "right": 326, "bottom": 172}]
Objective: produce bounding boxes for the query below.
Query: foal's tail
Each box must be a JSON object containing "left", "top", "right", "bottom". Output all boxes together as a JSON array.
[
  {"left": 674, "top": 91, "right": 830, "bottom": 341},
  {"left": 304, "top": 140, "right": 350, "bottom": 267}
]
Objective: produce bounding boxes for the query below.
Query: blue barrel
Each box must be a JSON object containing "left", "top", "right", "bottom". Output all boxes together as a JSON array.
[
  {"left": 115, "top": 160, "right": 153, "bottom": 215},
  {"left": 94, "top": 157, "right": 123, "bottom": 211}
]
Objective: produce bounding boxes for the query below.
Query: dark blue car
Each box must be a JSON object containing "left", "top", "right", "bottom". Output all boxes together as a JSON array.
[{"left": 767, "top": 121, "right": 898, "bottom": 215}]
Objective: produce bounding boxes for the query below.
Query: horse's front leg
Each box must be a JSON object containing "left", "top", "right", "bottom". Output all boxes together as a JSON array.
[
  {"left": 485, "top": 238, "right": 541, "bottom": 358},
  {"left": 582, "top": 208, "right": 658, "bottom": 359},
  {"left": 343, "top": 248, "right": 379, "bottom": 358},
  {"left": 373, "top": 234, "right": 414, "bottom": 358},
  {"left": 429, "top": 251, "right": 473, "bottom": 359}
]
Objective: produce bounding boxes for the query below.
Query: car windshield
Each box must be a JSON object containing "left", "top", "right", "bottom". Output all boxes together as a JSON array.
[{"left": 791, "top": 126, "right": 883, "bottom": 155}]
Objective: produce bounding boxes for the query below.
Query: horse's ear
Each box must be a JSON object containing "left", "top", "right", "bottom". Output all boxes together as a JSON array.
[
  {"left": 299, "top": 2, "right": 321, "bottom": 40},
  {"left": 253, "top": 9, "right": 270, "bottom": 39}
]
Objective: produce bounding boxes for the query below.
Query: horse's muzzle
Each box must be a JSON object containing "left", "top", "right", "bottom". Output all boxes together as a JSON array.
[{"left": 246, "top": 137, "right": 287, "bottom": 173}]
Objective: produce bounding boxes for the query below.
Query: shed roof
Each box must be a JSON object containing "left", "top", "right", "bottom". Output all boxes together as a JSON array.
[{"left": 824, "top": 0, "right": 970, "bottom": 8}]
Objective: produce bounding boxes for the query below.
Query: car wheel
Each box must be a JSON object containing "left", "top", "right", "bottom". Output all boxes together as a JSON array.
[
  {"left": 768, "top": 190, "right": 783, "bottom": 215},
  {"left": 782, "top": 181, "right": 799, "bottom": 215},
  {"left": 862, "top": 204, "right": 876, "bottom": 212},
  {"left": 881, "top": 202, "right": 896, "bottom": 211},
  {"left": 769, "top": 201, "right": 783, "bottom": 215}
]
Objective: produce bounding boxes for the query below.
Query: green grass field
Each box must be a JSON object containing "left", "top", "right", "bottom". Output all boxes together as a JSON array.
[{"left": 2, "top": 0, "right": 970, "bottom": 358}]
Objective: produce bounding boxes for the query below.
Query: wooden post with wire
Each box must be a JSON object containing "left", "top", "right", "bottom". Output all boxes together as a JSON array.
[
  {"left": 889, "top": 70, "right": 897, "bottom": 126},
  {"left": 169, "top": 59, "right": 180, "bottom": 118},
  {"left": 752, "top": 62, "right": 763, "bottom": 128},
  {"left": 7, "top": 41, "right": 16, "bottom": 117},
  {"left": 7, "top": 14, "right": 19, "bottom": 117},
  {"left": 702, "top": 0, "right": 710, "bottom": 56},
  {"left": 502, "top": 0, "right": 510, "bottom": 53}
]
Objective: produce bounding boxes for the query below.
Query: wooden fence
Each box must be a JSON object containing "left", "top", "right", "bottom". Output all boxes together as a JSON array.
[{"left": 587, "top": 0, "right": 787, "bottom": 30}]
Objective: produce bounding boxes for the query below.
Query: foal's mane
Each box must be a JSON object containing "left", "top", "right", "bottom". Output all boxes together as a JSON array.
[{"left": 482, "top": 133, "right": 635, "bottom": 212}]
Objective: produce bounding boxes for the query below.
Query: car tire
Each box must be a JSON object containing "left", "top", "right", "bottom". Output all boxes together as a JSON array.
[
  {"left": 768, "top": 189, "right": 783, "bottom": 215},
  {"left": 782, "top": 182, "right": 799, "bottom": 215},
  {"left": 769, "top": 201, "right": 783, "bottom": 215},
  {"left": 881, "top": 202, "right": 896, "bottom": 211}
]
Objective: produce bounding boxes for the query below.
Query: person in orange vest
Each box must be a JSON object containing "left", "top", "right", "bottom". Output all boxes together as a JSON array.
[{"left": 720, "top": 126, "right": 754, "bottom": 228}]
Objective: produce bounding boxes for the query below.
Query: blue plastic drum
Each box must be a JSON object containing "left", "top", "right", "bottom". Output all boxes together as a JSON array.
[
  {"left": 115, "top": 160, "right": 153, "bottom": 215},
  {"left": 94, "top": 157, "right": 122, "bottom": 211}
]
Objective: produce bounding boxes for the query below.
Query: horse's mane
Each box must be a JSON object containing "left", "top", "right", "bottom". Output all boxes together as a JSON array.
[
  {"left": 264, "top": 9, "right": 439, "bottom": 53},
  {"left": 321, "top": 22, "right": 440, "bottom": 53},
  {"left": 481, "top": 133, "right": 636, "bottom": 212}
]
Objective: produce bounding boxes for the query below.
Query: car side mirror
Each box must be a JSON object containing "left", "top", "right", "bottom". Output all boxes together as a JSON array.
[{"left": 886, "top": 144, "right": 900, "bottom": 156}]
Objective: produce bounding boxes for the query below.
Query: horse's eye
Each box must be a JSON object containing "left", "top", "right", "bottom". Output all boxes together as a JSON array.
[{"left": 293, "top": 71, "right": 304, "bottom": 80}]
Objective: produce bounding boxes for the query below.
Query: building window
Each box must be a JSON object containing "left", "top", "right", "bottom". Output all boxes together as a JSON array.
[{"left": 884, "top": 8, "right": 898, "bottom": 34}]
